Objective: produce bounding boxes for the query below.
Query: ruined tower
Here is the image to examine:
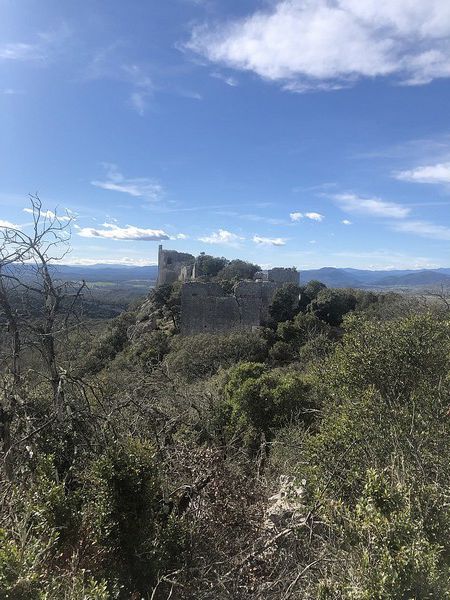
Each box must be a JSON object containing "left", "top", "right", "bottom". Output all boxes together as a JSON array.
[{"left": 156, "top": 244, "right": 195, "bottom": 287}]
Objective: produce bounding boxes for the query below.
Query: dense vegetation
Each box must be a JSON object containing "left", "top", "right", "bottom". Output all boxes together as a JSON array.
[{"left": 2, "top": 201, "right": 450, "bottom": 599}]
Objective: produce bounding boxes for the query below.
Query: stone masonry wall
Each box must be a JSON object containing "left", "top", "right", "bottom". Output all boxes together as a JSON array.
[
  {"left": 180, "top": 280, "right": 279, "bottom": 335},
  {"left": 157, "top": 245, "right": 195, "bottom": 287},
  {"left": 267, "top": 268, "right": 299, "bottom": 286},
  {"left": 156, "top": 246, "right": 300, "bottom": 335}
]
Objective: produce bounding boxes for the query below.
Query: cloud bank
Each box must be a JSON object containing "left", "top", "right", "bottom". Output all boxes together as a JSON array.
[
  {"left": 78, "top": 223, "right": 169, "bottom": 241},
  {"left": 188, "top": 0, "right": 450, "bottom": 91}
]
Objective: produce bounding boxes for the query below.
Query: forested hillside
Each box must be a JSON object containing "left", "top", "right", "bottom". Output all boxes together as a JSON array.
[{"left": 2, "top": 203, "right": 450, "bottom": 599}]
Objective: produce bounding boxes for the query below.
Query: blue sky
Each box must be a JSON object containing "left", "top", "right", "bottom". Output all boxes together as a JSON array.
[{"left": 2, "top": 0, "right": 450, "bottom": 270}]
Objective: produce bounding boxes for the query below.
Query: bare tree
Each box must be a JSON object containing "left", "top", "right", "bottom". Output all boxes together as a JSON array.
[
  {"left": 424, "top": 284, "right": 450, "bottom": 314},
  {"left": 0, "top": 195, "right": 86, "bottom": 474}
]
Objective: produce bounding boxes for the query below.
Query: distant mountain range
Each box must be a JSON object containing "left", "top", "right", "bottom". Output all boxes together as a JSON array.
[
  {"left": 6, "top": 263, "right": 159, "bottom": 284},
  {"left": 54, "top": 264, "right": 159, "bottom": 283},
  {"left": 7, "top": 263, "right": 450, "bottom": 289},
  {"left": 300, "top": 267, "right": 450, "bottom": 288}
]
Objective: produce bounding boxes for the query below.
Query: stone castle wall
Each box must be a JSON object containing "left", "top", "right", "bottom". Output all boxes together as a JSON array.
[
  {"left": 156, "top": 245, "right": 300, "bottom": 335},
  {"left": 267, "top": 268, "right": 299, "bottom": 285},
  {"left": 157, "top": 245, "right": 195, "bottom": 287},
  {"left": 180, "top": 280, "right": 280, "bottom": 335}
]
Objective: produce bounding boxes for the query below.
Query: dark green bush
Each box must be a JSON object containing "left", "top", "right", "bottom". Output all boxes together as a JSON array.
[
  {"left": 166, "top": 331, "right": 268, "bottom": 381},
  {"left": 220, "top": 362, "right": 314, "bottom": 446},
  {"left": 82, "top": 438, "right": 184, "bottom": 596}
]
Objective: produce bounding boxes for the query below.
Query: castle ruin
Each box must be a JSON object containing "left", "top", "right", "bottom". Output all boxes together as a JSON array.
[
  {"left": 156, "top": 245, "right": 196, "bottom": 286},
  {"left": 157, "top": 245, "right": 299, "bottom": 335}
]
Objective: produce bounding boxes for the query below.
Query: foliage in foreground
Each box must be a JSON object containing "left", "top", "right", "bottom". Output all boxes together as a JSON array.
[{"left": 3, "top": 206, "right": 450, "bottom": 598}]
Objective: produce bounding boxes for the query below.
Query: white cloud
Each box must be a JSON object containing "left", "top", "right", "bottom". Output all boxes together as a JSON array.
[
  {"left": 23, "top": 207, "right": 72, "bottom": 221},
  {"left": 0, "top": 42, "right": 43, "bottom": 62},
  {"left": 252, "top": 235, "right": 286, "bottom": 246},
  {"left": 92, "top": 163, "right": 163, "bottom": 201},
  {"left": 290, "top": 211, "right": 324, "bottom": 221},
  {"left": 0, "top": 25, "right": 71, "bottom": 64},
  {"left": 199, "top": 229, "right": 244, "bottom": 245},
  {"left": 78, "top": 223, "right": 170, "bottom": 241},
  {"left": 188, "top": 0, "right": 450, "bottom": 91},
  {"left": 174, "top": 233, "right": 189, "bottom": 240},
  {"left": 395, "top": 161, "right": 450, "bottom": 184},
  {"left": 62, "top": 257, "right": 157, "bottom": 266},
  {"left": 392, "top": 220, "right": 450, "bottom": 241},
  {"left": 124, "top": 65, "right": 153, "bottom": 115},
  {"left": 334, "top": 193, "right": 410, "bottom": 219},
  {"left": 86, "top": 51, "right": 154, "bottom": 115},
  {"left": 0, "top": 219, "right": 20, "bottom": 229},
  {"left": 342, "top": 219, "right": 352, "bottom": 225},
  {"left": 305, "top": 212, "right": 324, "bottom": 221}
]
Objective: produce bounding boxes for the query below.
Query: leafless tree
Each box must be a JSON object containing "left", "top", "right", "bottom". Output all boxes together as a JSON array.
[
  {"left": 0, "top": 194, "right": 86, "bottom": 475},
  {"left": 424, "top": 284, "right": 450, "bottom": 314}
]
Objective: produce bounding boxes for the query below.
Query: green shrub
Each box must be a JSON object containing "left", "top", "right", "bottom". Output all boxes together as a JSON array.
[
  {"left": 220, "top": 362, "right": 313, "bottom": 447},
  {"left": 79, "top": 312, "right": 135, "bottom": 375},
  {"left": 317, "top": 470, "right": 450, "bottom": 600},
  {"left": 127, "top": 330, "right": 170, "bottom": 367},
  {"left": 325, "top": 312, "right": 450, "bottom": 403},
  {"left": 269, "top": 283, "right": 301, "bottom": 324},
  {"left": 309, "top": 288, "right": 357, "bottom": 326},
  {"left": 166, "top": 331, "right": 268, "bottom": 382},
  {"left": 82, "top": 438, "right": 183, "bottom": 595}
]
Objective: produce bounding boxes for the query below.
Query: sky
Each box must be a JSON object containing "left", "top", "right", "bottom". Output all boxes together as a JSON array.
[{"left": 1, "top": 0, "right": 450, "bottom": 270}]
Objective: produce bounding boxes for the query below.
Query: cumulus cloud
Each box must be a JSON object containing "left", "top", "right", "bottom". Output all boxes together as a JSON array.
[
  {"left": 188, "top": 0, "right": 450, "bottom": 91},
  {"left": 305, "top": 212, "right": 324, "bottom": 221},
  {"left": 92, "top": 163, "right": 163, "bottom": 201},
  {"left": 78, "top": 223, "right": 170, "bottom": 241},
  {"left": 252, "top": 235, "right": 286, "bottom": 246},
  {"left": 395, "top": 161, "right": 450, "bottom": 184},
  {"left": 342, "top": 219, "right": 352, "bottom": 225},
  {"left": 290, "top": 211, "right": 324, "bottom": 221},
  {"left": 391, "top": 220, "right": 450, "bottom": 240},
  {"left": 334, "top": 193, "right": 410, "bottom": 219},
  {"left": 198, "top": 229, "right": 244, "bottom": 245}
]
